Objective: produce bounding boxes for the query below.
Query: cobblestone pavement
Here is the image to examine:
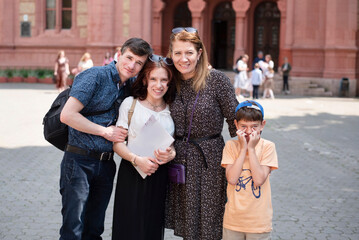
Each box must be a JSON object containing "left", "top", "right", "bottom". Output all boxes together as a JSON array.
[{"left": 0, "top": 83, "right": 358, "bottom": 240}]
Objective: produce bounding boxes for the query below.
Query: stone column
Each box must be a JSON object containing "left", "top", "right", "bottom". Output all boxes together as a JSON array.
[
  {"left": 188, "top": 0, "right": 206, "bottom": 39},
  {"left": 323, "top": 0, "right": 357, "bottom": 80},
  {"left": 232, "top": 0, "right": 250, "bottom": 61},
  {"left": 143, "top": 0, "right": 152, "bottom": 44},
  {"left": 152, "top": 0, "right": 165, "bottom": 54},
  {"left": 277, "top": 0, "right": 288, "bottom": 66},
  {"left": 55, "top": 0, "right": 61, "bottom": 33}
]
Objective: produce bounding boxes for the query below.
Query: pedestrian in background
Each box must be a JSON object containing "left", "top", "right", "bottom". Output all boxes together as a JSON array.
[
  {"left": 252, "top": 50, "right": 264, "bottom": 69},
  {"left": 103, "top": 51, "right": 114, "bottom": 66},
  {"left": 281, "top": 57, "right": 291, "bottom": 94},
  {"left": 234, "top": 54, "right": 249, "bottom": 99},
  {"left": 165, "top": 27, "right": 238, "bottom": 240},
  {"left": 221, "top": 100, "right": 278, "bottom": 240},
  {"left": 113, "top": 46, "right": 122, "bottom": 62},
  {"left": 71, "top": 52, "right": 94, "bottom": 76},
  {"left": 263, "top": 66, "right": 275, "bottom": 99},
  {"left": 233, "top": 56, "right": 242, "bottom": 96},
  {"left": 251, "top": 63, "right": 263, "bottom": 99},
  {"left": 54, "top": 50, "right": 70, "bottom": 92},
  {"left": 59, "top": 38, "right": 152, "bottom": 240},
  {"left": 265, "top": 54, "right": 274, "bottom": 69}
]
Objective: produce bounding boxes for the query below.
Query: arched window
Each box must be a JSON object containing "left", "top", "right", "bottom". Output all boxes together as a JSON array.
[
  {"left": 212, "top": 1, "right": 235, "bottom": 69},
  {"left": 173, "top": 2, "right": 192, "bottom": 28}
]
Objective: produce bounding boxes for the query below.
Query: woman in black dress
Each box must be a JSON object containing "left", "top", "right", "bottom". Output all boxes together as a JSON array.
[{"left": 112, "top": 54, "right": 176, "bottom": 240}]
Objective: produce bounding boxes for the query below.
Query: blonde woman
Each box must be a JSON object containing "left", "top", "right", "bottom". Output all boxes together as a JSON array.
[
  {"left": 165, "top": 27, "right": 238, "bottom": 240},
  {"left": 71, "top": 52, "right": 94, "bottom": 76}
]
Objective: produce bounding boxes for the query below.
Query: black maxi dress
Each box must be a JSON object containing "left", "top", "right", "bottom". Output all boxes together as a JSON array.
[{"left": 112, "top": 97, "right": 174, "bottom": 240}]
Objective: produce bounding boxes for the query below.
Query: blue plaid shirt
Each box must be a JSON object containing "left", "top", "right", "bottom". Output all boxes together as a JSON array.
[{"left": 68, "top": 61, "right": 134, "bottom": 152}]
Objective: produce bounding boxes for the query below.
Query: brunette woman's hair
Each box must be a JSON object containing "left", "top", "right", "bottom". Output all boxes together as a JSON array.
[
  {"left": 56, "top": 50, "right": 65, "bottom": 60},
  {"left": 131, "top": 60, "right": 176, "bottom": 104}
]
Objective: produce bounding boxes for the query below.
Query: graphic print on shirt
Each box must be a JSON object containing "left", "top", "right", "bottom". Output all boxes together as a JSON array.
[{"left": 235, "top": 169, "right": 261, "bottom": 198}]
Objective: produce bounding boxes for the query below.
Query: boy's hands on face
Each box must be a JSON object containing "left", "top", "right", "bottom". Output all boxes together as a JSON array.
[
  {"left": 236, "top": 129, "right": 248, "bottom": 150},
  {"left": 248, "top": 127, "right": 260, "bottom": 149}
]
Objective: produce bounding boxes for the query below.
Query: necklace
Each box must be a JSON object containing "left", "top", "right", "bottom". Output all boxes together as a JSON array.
[{"left": 146, "top": 99, "right": 165, "bottom": 111}]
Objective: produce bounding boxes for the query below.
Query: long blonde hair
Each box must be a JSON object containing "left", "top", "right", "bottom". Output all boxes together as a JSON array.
[
  {"left": 168, "top": 30, "right": 209, "bottom": 93},
  {"left": 80, "top": 52, "right": 91, "bottom": 62}
]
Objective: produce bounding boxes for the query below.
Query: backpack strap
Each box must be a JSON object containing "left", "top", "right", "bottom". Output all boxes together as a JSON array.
[{"left": 127, "top": 98, "right": 137, "bottom": 127}]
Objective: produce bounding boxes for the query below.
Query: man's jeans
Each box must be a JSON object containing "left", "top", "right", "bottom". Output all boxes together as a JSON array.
[{"left": 59, "top": 151, "right": 116, "bottom": 240}]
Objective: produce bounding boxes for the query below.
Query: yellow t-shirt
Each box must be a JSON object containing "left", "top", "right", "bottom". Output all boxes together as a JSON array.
[{"left": 221, "top": 138, "right": 278, "bottom": 233}]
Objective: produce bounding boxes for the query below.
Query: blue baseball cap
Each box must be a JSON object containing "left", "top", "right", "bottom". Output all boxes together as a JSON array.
[{"left": 235, "top": 100, "right": 264, "bottom": 118}]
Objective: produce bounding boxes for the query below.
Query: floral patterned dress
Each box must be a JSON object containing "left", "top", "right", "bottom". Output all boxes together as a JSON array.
[
  {"left": 165, "top": 69, "right": 238, "bottom": 240},
  {"left": 56, "top": 57, "right": 69, "bottom": 89}
]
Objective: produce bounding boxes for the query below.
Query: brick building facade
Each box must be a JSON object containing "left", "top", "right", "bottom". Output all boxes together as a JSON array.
[{"left": 0, "top": 0, "right": 358, "bottom": 96}]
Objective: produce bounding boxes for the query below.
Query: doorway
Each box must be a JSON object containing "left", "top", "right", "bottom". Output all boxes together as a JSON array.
[
  {"left": 173, "top": 2, "right": 192, "bottom": 28},
  {"left": 253, "top": 2, "right": 280, "bottom": 70},
  {"left": 212, "top": 2, "right": 235, "bottom": 70}
]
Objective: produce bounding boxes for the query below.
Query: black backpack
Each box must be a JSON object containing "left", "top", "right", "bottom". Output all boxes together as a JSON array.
[{"left": 42, "top": 88, "right": 113, "bottom": 151}]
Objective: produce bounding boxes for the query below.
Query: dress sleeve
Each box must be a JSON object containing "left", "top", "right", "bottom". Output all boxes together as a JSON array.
[
  {"left": 115, "top": 96, "right": 133, "bottom": 129},
  {"left": 213, "top": 70, "right": 239, "bottom": 137}
]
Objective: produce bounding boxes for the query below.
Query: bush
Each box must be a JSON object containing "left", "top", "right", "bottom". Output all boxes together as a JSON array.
[
  {"left": 0, "top": 69, "right": 6, "bottom": 77},
  {"left": 12, "top": 69, "right": 22, "bottom": 77},
  {"left": 35, "top": 69, "right": 53, "bottom": 79},
  {"left": 19, "top": 69, "right": 30, "bottom": 78},
  {"left": 28, "top": 69, "right": 37, "bottom": 77},
  {"left": 5, "top": 69, "right": 14, "bottom": 78}
]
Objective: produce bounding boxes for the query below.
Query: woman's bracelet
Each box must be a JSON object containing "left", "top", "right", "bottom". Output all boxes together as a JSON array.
[{"left": 130, "top": 153, "right": 137, "bottom": 167}]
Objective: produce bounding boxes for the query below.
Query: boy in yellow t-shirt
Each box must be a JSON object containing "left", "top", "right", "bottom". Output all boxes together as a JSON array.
[{"left": 221, "top": 100, "right": 278, "bottom": 240}]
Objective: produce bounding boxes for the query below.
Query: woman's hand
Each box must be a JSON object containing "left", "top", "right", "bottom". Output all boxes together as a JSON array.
[
  {"left": 154, "top": 146, "right": 176, "bottom": 165},
  {"left": 136, "top": 156, "right": 159, "bottom": 176}
]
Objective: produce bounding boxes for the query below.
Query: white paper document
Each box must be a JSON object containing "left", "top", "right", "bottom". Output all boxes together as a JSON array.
[{"left": 127, "top": 115, "right": 174, "bottom": 179}]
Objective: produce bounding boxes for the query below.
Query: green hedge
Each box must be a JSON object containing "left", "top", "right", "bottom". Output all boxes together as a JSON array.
[{"left": 0, "top": 68, "right": 53, "bottom": 78}]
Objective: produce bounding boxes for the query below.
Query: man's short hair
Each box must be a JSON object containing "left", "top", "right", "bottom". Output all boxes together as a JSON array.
[{"left": 121, "top": 38, "right": 153, "bottom": 57}]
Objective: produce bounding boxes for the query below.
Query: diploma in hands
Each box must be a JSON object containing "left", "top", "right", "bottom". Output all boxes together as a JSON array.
[{"left": 127, "top": 115, "right": 174, "bottom": 179}]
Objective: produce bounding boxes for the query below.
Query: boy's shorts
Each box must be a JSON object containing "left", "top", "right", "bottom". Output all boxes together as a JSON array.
[{"left": 223, "top": 227, "right": 271, "bottom": 240}]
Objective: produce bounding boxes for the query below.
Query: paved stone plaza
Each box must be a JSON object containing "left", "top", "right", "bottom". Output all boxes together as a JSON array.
[{"left": 0, "top": 83, "right": 358, "bottom": 240}]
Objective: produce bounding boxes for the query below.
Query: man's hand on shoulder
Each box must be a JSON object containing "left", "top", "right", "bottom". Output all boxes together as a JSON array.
[{"left": 103, "top": 126, "right": 128, "bottom": 143}]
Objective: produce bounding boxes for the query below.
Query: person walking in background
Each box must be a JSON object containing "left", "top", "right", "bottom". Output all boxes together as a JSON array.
[
  {"left": 263, "top": 66, "right": 275, "bottom": 99},
  {"left": 265, "top": 54, "right": 274, "bottom": 69},
  {"left": 102, "top": 51, "right": 114, "bottom": 66},
  {"left": 233, "top": 56, "right": 242, "bottom": 97},
  {"left": 221, "top": 100, "right": 278, "bottom": 240},
  {"left": 54, "top": 50, "right": 70, "bottom": 92},
  {"left": 71, "top": 52, "right": 94, "bottom": 76},
  {"left": 112, "top": 54, "right": 176, "bottom": 240},
  {"left": 59, "top": 38, "right": 152, "bottom": 240},
  {"left": 281, "top": 57, "right": 291, "bottom": 94},
  {"left": 165, "top": 27, "right": 238, "bottom": 240},
  {"left": 234, "top": 54, "right": 249, "bottom": 99},
  {"left": 252, "top": 51, "right": 264, "bottom": 69},
  {"left": 251, "top": 63, "right": 263, "bottom": 99},
  {"left": 113, "top": 46, "right": 122, "bottom": 62}
]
